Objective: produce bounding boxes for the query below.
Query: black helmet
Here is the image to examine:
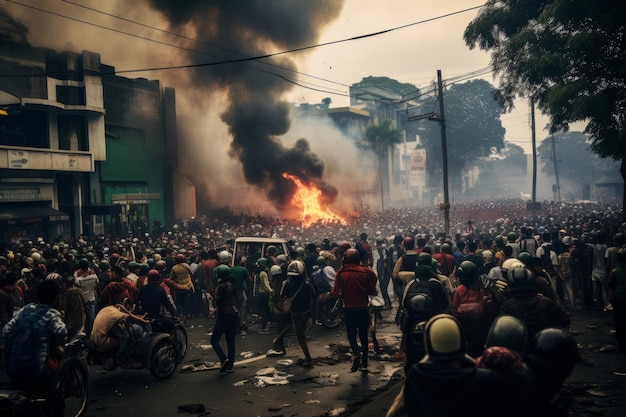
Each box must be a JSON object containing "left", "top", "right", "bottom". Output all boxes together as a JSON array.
[
  {"left": 527, "top": 327, "right": 581, "bottom": 378},
  {"left": 99, "top": 259, "right": 110, "bottom": 270},
  {"left": 139, "top": 263, "right": 150, "bottom": 276},
  {"left": 485, "top": 314, "right": 528, "bottom": 353},
  {"left": 406, "top": 293, "right": 434, "bottom": 322},
  {"left": 506, "top": 264, "right": 536, "bottom": 292},
  {"left": 417, "top": 252, "right": 432, "bottom": 266},
  {"left": 78, "top": 258, "right": 89, "bottom": 269},
  {"left": 456, "top": 260, "right": 478, "bottom": 285},
  {"left": 128, "top": 261, "right": 140, "bottom": 271},
  {"left": 424, "top": 314, "right": 467, "bottom": 363}
]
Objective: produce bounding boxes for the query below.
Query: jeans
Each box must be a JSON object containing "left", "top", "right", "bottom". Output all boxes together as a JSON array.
[
  {"left": 344, "top": 307, "right": 370, "bottom": 367},
  {"left": 211, "top": 311, "right": 239, "bottom": 365}
]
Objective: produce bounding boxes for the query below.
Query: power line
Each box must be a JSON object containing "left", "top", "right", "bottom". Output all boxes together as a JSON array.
[{"left": 6, "top": 0, "right": 483, "bottom": 77}]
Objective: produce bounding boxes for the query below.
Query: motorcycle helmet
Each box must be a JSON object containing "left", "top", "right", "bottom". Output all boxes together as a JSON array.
[
  {"left": 516, "top": 252, "right": 534, "bottom": 270},
  {"left": 78, "top": 258, "right": 90, "bottom": 269},
  {"left": 406, "top": 293, "right": 434, "bottom": 322},
  {"left": 139, "top": 263, "right": 150, "bottom": 276},
  {"left": 99, "top": 260, "right": 110, "bottom": 271},
  {"left": 417, "top": 252, "right": 432, "bottom": 266},
  {"left": 128, "top": 261, "right": 140, "bottom": 271},
  {"left": 256, "top": 258, "right": 268, "bottom": 269},
  {"left": 484, "top": 314, "right": 528, "bottom": 353},
  {"left": 266, "top": 245, "right": 277, "bottom": 256},
  {"left": 147, "top": 269, "right": 161, "bottom": 282},
  {"left": 155, "top": 260, "right": 167, "bottom": 271},
  {"left": 481, "top": 249, "right": 494, "bottom": 265},
  {"left": 424, "top": 314, "right": 467, "bottom": 363},
  {"left": 287, "top": 260, "right": 305, "bottom": 276},
  {"left": 343, "top": 248, "right": 361, "bottom": 265},
  {"left": 527, "top": 327, "right": 581, "bottom": 378},
  {"left": 276, "top": 254, "right": 289, "bottom": 265},
  {"left": 506, "top": 264, "right": 536, "bottom": 293},
  {"left": 270, "top": 265, "right": 283, "bottom": 276},
  {"left": 456, "top": 260, "right": 478, "bottom": 286},
  {"left": 316, "top": 256, "right": 327, "bottom": 268},
  {"left": 218, "top": 250, "right": 232, "bottom": 264},
  {"left": 338, "top": 241, "right": 351, "bottom": 253},
  {"left": 214, "top": 264, "right": 231, "bottom": 281}
]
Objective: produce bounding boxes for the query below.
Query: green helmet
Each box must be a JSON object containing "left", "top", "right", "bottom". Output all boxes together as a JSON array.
[
  {"left": 516, "top": 252, "right": 534, "bottom": 269},
  {"left": 256, "top": 258, "right": 268, "bottom": 269},
  {"left": 507, "top": 232, "right": 517, "bottom": 242},
  {"left": 139, "top": 263, "right": 150, "bottom": 275},
  {"left": 99, "top": 260, "right": 110, "bottom": 270},
  {"left": 214, "top": 264, "right": 231, "bottom": 280},
  {"left": 316, "top": 256, "right": 327, "bottom": 267},
  {"left": 128, "top": 261, "right": 140, "bottom": 271}
]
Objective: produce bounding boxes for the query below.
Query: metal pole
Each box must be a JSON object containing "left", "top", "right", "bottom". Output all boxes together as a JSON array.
[
  {"left": 550, "top": 135, "right": 562, "bottom": 203},
  {"left": 531, "top": 98, "right": 537, "bottom": 213},
  {"left": 437, "top": 70, "right": 450, "bottom": 237}
]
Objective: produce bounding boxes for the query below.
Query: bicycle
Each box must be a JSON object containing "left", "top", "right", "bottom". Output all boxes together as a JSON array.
[{"left": 0, "top": 338, "right": 89, "bottom": 417}]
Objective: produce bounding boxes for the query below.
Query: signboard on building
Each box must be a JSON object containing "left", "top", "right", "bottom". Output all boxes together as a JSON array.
[
  {"left": 111, "top": 192, "right": 160, "bottom": 204},
  {"left": 409, "top": 149, "right": 426, "bottom": 187},
  {"left": 8, "top": 150, "right": 29, "bottom": 169}
]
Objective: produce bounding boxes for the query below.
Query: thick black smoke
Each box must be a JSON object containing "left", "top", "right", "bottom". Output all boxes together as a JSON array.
[{"left": 148, "top": 0, "right": 344, "bottom": 212}]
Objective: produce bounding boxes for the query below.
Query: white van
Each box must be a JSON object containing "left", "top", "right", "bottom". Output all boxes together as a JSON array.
[{"left": 231, "top": 237, "right": 291, "bottom": 266}]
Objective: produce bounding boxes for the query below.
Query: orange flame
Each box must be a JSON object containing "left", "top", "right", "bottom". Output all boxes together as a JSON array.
[{"left": 282, "top": 172, "right": 346, "bottom": 227}]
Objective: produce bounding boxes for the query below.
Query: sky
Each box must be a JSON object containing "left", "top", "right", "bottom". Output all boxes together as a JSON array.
[{"left": 1, "top": 0, "right": 589, "bottom": 211}]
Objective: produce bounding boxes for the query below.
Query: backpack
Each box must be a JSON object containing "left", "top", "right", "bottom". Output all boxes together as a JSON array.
[
  {"left": 310, "top": 267, "right": 331, "bottom": 295},
  {"left": 4, "top": 306, "right": 50, "bottom": 380},
  {"left": 453, "top": 287, "right": 491, "bottom": 319},
  {"left": 395, "top": 277, "right": 440, "bottom": 328}
]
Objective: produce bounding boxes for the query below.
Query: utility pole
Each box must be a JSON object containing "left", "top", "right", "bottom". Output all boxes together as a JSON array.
[
  {"left": 437, "top": 70, "right": 450, "bottom": 237},
  {"left": 406, "top": 70, "right": 450, "bottom": 237},
  {"left": 550, "top": 134, "right": 562, "bottom": 202},
  {"left": 530, "top": 97, "right": 537, "bottom": 214}
]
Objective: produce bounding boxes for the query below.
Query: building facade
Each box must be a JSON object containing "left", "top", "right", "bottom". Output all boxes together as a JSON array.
[{"left": 0, "top": 38, "right": 177, "bottom": 244}]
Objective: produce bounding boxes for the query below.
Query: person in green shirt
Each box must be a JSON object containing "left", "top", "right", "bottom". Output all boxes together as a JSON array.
[{"left": 230, "top": 256, "right": 250, "bottom": 332}]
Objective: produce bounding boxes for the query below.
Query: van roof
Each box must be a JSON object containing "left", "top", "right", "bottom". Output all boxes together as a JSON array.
[{"left": 234, "top": 237, "right": 288, "bottom": 243}]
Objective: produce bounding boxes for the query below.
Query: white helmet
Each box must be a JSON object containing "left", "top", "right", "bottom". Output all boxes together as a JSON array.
[
  {"left": 270, "top": 265, "right": 283, "bottom": 276},
  {"left": 218, "top": 250, "right": 232, "bottom": 263}
]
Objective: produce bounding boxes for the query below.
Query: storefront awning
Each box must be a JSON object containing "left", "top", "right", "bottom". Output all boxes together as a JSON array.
[{"left": 0, "top": 206, "right": 70, "bottom": 223}]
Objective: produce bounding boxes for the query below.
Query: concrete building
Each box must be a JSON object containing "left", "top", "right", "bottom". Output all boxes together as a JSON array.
[{"left": 0, "top": 37, "right": 178, "bottom": 244}]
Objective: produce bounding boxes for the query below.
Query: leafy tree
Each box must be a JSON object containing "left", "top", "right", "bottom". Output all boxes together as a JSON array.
[
  {"left": 417, "top": 79, "right": 506, "bottom": 193},
  {"left": 353, "top": 76, "right": 418, "bottom": 97},
  {"left": 464, "top": 0, "right": 626, "bottom": 217},
  {"left": 365, "top": 119, "right": 402, "bottom": 210}
]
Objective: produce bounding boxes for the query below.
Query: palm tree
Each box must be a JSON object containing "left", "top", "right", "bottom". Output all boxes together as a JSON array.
[{"left": 365, "top": 119, "right": 402, "bottom": 211}]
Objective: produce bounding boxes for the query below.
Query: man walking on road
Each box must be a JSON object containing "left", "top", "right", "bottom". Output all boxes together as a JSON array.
[{"left": 333, "top": 248, "right": 378, "bottom": 373}]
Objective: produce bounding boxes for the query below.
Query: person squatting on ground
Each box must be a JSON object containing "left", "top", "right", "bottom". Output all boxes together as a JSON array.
[
  {"left": 210, "top": 265, "right": 239, "bottom": 373},
  {"left": 333, "top": 248, "right": 378, "bottom": 373},
  {"left": 272, "top": 260, "right": 315, "bottom": 367}
]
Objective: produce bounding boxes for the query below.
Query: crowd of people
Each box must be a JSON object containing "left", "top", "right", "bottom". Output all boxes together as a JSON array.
[{"left": 0, "top": 198, "right": 625, "bottom": 416}]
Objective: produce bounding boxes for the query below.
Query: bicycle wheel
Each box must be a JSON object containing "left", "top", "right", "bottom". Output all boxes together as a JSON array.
[
  {"left": 57, "top": 357, "right": 88, "bottom": 417},
  {"left": 149, "top": 337, "right": 179, "bottom": 379}
]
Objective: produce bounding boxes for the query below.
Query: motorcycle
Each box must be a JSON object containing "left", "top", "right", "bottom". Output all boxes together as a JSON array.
[
  {"left": 77, "top": 302, "right": 181, "bottom": 379},
  {"left": 319, "top": 294, "right": 344, "bottom": 329},
  {"left": 319, "top": 294, "right": 385, "bottom": 343}
]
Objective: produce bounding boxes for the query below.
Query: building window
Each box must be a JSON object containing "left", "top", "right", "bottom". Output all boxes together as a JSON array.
[
  {"left": 56, "top": 86, "right": 86, "bottom": 106},
  {"left": 105, "top": 125, "right": 145, "bottom": 144},
  {"left": 58, "top": 115, "right": 88, "bottom": 151}
]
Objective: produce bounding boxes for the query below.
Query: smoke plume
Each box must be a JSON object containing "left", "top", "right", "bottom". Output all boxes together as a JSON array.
[{"left": 147, "top": 0, "right": 345, "bottom": 212}]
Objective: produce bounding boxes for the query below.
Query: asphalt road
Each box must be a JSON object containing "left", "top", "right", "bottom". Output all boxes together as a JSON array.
[
  {"left": 83, "top": 308, "right": 405, "bottom": 417},
  {"left": 82, "top": 306, "right": 626, "bottom": 417}
]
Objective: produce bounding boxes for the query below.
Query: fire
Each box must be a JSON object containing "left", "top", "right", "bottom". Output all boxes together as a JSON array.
[{"left": 282, "top": 173, "right": 346, "bottom": 227}]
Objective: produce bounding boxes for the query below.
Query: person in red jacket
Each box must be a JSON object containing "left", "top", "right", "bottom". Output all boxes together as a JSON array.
[{"left": 332, "top": 248, "right": 378, "bottom": 373}]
